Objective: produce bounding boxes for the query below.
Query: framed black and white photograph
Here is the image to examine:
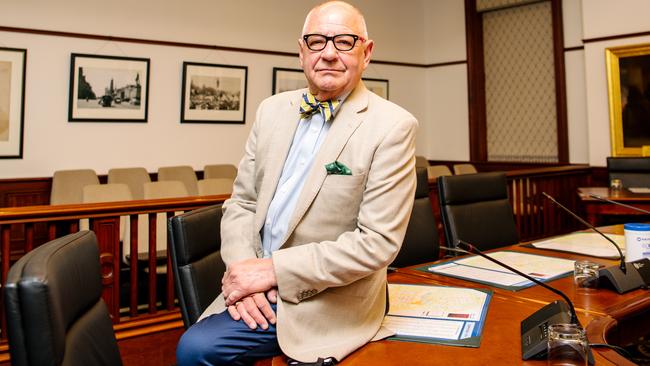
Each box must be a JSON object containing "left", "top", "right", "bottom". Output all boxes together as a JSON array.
[
  {"left": 68, "top": 53, "right": 149, "bottom": 122},
  {"left": 181, "top": 62, "right": 247, "bottom": 124},
  {"left": 363, "top": 77, "right": 389, "bottom": 100},
  {"left": 0, "top": 47, "right": 26, "bottom": 159},
  {"left": 272, "top": 67, "right": 307, "bottom": 94}
]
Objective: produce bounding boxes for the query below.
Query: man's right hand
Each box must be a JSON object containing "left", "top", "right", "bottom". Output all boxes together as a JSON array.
[{"left": 226, "top": 289, "right": 278, "bottom": 330}]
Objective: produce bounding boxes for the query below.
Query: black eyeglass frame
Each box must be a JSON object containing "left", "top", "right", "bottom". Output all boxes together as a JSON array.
[{"left": 302, "top": 34, "right": 365, "bottom": 52}]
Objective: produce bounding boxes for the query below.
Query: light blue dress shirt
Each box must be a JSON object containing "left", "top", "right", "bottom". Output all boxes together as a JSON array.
[{"left": 261, "top": 97, "right": 344, "bottom": 257}]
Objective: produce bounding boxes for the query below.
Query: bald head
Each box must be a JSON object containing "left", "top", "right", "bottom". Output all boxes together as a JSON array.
[
  {"left": 302, "top": 1, "right": 368, "bottom": 39},
  {"left": 298, "top": 0, "right": 374, "bottom": 101}
]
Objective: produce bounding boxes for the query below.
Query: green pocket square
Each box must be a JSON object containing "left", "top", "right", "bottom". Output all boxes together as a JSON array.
[{"left": 325, "top": 161, "right": 352, "bottom": 175}]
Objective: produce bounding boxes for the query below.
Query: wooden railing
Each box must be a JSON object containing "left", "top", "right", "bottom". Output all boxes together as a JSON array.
[
  {"left": 0, "top": 194, "right": 229, "bottom": 363},
  {"left": 505, "top": 165, "right": 592, "bottom": 240},
  {"left": 427, "top": 165, "right": 594, "bottom": 245}
]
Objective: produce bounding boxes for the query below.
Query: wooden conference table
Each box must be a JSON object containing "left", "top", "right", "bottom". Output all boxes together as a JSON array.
[
  {"left": 578, "top": 187, "right": 650, "bottom": 226},
  {"left": 333, "top": 225, "right": 649, "bottom": 365}
]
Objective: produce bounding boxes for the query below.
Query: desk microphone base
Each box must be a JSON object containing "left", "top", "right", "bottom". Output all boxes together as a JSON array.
[
  {"left": 599, "top": 258, "right": 650, "bottom": 293},
  {"left": 521, "top": 300, "right": 595, "bottom": 365}
]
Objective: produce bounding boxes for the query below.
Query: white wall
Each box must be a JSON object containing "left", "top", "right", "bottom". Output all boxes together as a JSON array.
[
  {"left": 581, "top": 0, "right": 650, "bottom": 166},
  {"left": 562, "top": 0, "right": 589, "bottom": 164},
  {"left": 419, "top": 0, "right": 469, "bottom": 160},
  {"left": 0, "top": 0, "right": 454, "bottom": 178}
]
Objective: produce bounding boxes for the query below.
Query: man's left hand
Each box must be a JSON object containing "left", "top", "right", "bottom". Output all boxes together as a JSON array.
[{"left": 222, "top": 258, "right": 277, "bottom": 306}]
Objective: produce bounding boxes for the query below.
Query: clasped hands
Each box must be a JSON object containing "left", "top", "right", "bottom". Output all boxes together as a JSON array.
[{"left": 222, "top": 258, "right": 277, "bottom": 330}]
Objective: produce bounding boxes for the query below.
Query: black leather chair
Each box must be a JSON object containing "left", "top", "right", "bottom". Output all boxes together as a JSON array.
[
  {"left": 4, "top": 231, "right": 122, "bottom": 366},
  {"left": 391, "top": 168, "right": 439, "bottom": 267},
  {"left": 606, "top": 157, "right": 650, "bottom": 188},
  {"left": 168, "top": 204, "right": 226, "bottom": 328},
  {"left": 438, "top": 171, "right": 519, "bottom": 251}
]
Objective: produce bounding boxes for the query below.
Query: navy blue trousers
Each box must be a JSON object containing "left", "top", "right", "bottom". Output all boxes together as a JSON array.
[{"left": 176, "top": 304, "right": 281, "bottom": 366}]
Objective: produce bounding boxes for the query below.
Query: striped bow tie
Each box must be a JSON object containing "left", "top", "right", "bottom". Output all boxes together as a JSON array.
[{"left": 299, "top": 93, "right": 340, "bottom": 122}]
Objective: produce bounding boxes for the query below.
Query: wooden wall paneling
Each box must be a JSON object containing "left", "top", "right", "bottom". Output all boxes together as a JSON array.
[
  {"left": 551, "top": 0, "right": 569, "bottom": 163},
  {"left": 465, "top": 0, "right": 488, "bottom": 161}
]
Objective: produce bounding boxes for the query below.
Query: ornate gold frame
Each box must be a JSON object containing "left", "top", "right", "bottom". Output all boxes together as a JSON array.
[{"left": 606, "top": 43, "right": 650, "bottom": 156}]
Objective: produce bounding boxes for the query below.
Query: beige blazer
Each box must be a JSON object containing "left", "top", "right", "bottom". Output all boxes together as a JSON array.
[{"left": 207, "top": 82, "right": 418, "bottom": 362}]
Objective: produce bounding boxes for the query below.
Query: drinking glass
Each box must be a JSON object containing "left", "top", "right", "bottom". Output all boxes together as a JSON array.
[
  {"left": 547, "top": 324, "right": 589, "bottom": 366},
  {"left": 573, "top": 260, "right": 599, "bottom": 289}
]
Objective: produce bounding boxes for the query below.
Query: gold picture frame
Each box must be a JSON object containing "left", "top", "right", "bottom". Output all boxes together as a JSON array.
[{"left": 606, "top": 43, "right": 650, "bottom": 156}]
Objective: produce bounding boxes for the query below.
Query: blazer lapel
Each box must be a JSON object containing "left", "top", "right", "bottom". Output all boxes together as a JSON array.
[
  {"left": 255, "top": 91, "right": 303, "bottom": 232},
  {"left": 281, "top": 84, "right": 370, "bottom": 246}
]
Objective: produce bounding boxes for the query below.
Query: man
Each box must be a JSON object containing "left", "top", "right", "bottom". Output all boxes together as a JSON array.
[{"left": 177, "top": 1, "right": 417, "bottom": 364}]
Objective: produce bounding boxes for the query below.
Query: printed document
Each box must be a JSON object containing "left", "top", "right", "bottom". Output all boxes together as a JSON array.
[
  {"left": 426, "top": 251, "right": 575, "bottom": 289},
  {"left": 382, "top": 283, "right": 491, "bottom": 347}
]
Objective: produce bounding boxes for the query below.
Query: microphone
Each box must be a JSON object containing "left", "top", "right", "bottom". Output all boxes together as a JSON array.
[
  {"left": 587, "top": 193, "right": 650, "bottom": 286},
  {"left": 456, "top": 240, "right": 593, "bottom": 364},
  {"left": 542, "top": 192, "right": 626, "bottom": 273},
  {"left": 542, "top": 192, "right": 646, "bottom": 294},
  {"left": 588, "top": 193, "right": 650, "bottom": 214}
]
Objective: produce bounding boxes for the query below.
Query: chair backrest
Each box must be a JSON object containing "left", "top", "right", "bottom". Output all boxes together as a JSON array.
[
  {"left": 141, "top": 181, "right": 189, "bottom": 260},
  {"left": 157, "top": 166, "right": 198, "bottom": 196},
  {"left": 203, "top": 164, "right": 238, "bottom": 180},
  {"left": 415, "top": 155, "right": 429, "bottom": 169},
  {"left": 107, "top": 167, "right": 151, "bottom": 200},
  {"left": 168, "top": 205, "right": 226, "bottom": 328},
  {"left": 50, "top": 169, "right": 99, "bottom": 205},
  {"left": 391, "top": 168, "right": 439, "bottom": 267},
  {"left": 144, "top": 181, "right": 189, "bottom": 200},
  {"left": 427, "top": 165, "right": 452, "bottom": 179},
  {"left": 438, "top": 172, "right": 519, "bottom": 251},
  {"left": 4, "top": 231, "right": 122, "bottom": 366},
  {"left": 606, "top": 157, "right": 650, "bottom": 188},
  {"left": 82, "top": 183, "right": 133, "bottom": 242},
  {"left": 453, "top": 163, "right": 477, "bottom": 175},
  {"left": 198, "top": 178, "right": 234, "bottom": 196}
]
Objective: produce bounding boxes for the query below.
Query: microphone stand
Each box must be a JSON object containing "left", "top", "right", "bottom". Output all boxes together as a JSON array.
[
  {"left": 453, "top": 240, "right": 593, "bottom": 363},
  {"left": 543, "top": 192, "right": 626, "bottom": 273},
  {"left": 542, "top": 192, "right": 646, "bottom": 294},
  {"left": 456, "top": 240, "right": 578, "bottom": 325}
]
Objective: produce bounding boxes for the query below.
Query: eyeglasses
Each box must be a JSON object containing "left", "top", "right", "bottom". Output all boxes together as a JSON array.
[{"left": 302, "top": 34, "right": 364, "bottom": 52}]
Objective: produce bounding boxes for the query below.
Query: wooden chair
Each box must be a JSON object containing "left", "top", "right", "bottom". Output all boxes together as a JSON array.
[
  {"left": 157, "top": 165, "right": 198, "bottom": 196},
  {"left": 452, "top": 163, "right": 477, "bottom": 175}
]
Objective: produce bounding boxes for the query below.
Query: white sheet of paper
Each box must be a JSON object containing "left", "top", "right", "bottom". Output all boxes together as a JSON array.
[
  {"left": 532, "top": 232, "right": 625, "bottom": 259},
  {"left": 383, "top": 316, "right": 463, "bottom": 340},
  {"left": 430, "top": 262, "right": 531, "bottom": 286},
  {"left": 452, "top": 251, "right": 575, "bottom": 279}
]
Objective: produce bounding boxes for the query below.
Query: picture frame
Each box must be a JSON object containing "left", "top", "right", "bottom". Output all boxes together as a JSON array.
[
  {"left": 0, "top": 47, "right": 26, "bottom": 159},
  {"left": 272, "top": 67, "right": 307, "bottom": 95},
  {"left": 363, "top": 77, "right": 389, "bottom": 100},
  {"left": 68, "top": 53, "right": 149, "bottom": 122},
  {"left": 181, "top": 62, "right": 247, "bottom": 124},
  {"left": 606, "top": 43, "right": 650, "bottom": 157}
]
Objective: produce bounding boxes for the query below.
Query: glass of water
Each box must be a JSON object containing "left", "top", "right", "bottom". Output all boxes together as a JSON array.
[
  {"left": 573, "top": 260, "right": 599, "bottom": 290},
  {"left": 547, "top": 323, "right": 589, "bottom": 365}
]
